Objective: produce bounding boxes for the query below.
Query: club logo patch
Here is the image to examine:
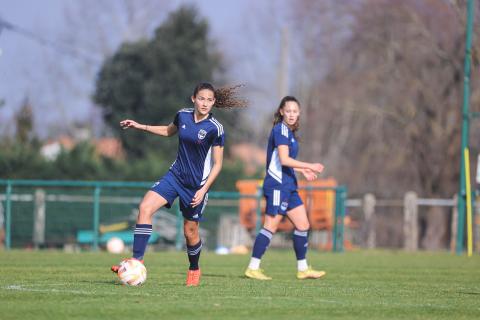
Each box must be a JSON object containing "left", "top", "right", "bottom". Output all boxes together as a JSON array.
[
  {"left": 198, "top": 129, "right": 207, "bottom": 140},
  {"left": 280, "top": 201, "right": 288, "bottom": 211}
]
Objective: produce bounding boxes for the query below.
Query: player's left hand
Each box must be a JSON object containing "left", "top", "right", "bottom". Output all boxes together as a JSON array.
[
  {"left": 191, "top": 187, "right": 207, "bottom": 208},
  {"left": 302, "top": 168, "right": 317, "bottom": 181}
]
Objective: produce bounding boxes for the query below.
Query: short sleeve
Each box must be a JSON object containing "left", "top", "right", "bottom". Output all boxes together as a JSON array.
[
  {"left": 273, "top": 124, "right": 290, "bottom": 146},
  {"left": 213, "top": 131, "right": 225, "bottom": 147},
  {"left": 173, "top": 112, "right": 180, "bottom": 127}
]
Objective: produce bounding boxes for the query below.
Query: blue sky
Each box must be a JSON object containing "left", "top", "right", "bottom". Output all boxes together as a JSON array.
[{"left": 0, "top": 0, "right": 283, "bottom": 138}]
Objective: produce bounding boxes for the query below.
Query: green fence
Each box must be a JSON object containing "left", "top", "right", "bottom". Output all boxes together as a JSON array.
[{"left": 0, "top": 179, "right": 347, "bottom": 252}]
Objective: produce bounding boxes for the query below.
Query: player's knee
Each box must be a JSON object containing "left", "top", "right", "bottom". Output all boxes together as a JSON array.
[
  {"left": 138, "top": 202, "right": 155, "bottom": 219},
  {"left": 263, "top": 218, "right": 280, "bottom": 234},
  {"left": 264, "top": 225, "right": 277, "bottom": 234},
  {"left": 183, "top": 225, "right": 198, "bottom": 241},
  {"left": 296, "top": 222, "right": 310, "bottom": 231}
]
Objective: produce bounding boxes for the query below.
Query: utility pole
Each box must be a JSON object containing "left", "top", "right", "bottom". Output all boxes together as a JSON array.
[{"left": 456, "top": 0, "right": 475, "bottom": 255}]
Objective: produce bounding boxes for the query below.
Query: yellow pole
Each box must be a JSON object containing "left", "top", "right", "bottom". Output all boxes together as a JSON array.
[{"left": 464, "top": 148, "right": 473, "bottom": 257}]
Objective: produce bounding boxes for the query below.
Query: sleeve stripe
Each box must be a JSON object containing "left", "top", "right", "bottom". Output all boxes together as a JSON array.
[
  {"left": 211, "top": 118, "right": 224, "bottom": 135},
  {"left": 281, "top": 123, "right": 288, "bottom": 137},
  {"left": 209, "top": 119, "right": 221, "bottom": 137},
  {"left": 209, "top": 118, "right": 224, "bottom": 136}
]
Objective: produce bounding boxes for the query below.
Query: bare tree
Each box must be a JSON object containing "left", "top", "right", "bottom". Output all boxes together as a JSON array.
[{"left": 284, "top": 0, "right": 480, "bottom": 249}]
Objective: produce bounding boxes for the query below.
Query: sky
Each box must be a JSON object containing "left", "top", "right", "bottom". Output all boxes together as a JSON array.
[{"left": 0, "top": 0, "right": 284, "bottom": 139}]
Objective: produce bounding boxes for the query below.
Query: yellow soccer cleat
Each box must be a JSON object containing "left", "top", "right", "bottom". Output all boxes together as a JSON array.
[
  {"left": 244, "top": 268, "right": 272, "bottom": 280},
  {"left": 297, "top": 267, "right": 326, "bottom": 280}
]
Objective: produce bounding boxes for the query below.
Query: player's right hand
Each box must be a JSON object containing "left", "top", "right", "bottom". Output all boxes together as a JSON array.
[{"left": 120, "top": 119, "right": 140, "bottom": 130}]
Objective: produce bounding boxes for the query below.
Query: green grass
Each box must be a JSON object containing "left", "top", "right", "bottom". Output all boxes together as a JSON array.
[{"left": 0, "top": 250, "right": 479, "bottom": 320}]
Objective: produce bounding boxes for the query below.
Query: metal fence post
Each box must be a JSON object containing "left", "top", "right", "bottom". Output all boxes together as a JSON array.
[
  {"left": 255, "top": 187, "right": 262, "bottom": 235},
  {"left": 333, "top": 186, "right": 346, "bottom": 252},
  {"left": 92, "top": 185, "right": 101, "bottom": 251},
  {"left": 339, "top": 186, "right": 346, "bottom": 252},
  {"left": 175, "top": 201, "right": 183, "bottom": 250},
  {"left": 333, "top": 188, "right": 339, "bottom": 252},
  {"left": 5, "top": 181, "right": 12, "bottom": 250}
]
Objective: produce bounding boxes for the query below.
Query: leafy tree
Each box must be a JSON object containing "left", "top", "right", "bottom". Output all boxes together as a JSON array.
[
  {"left": 15, "top": 97, "right": 34, "bottom": 144},
  {"left": 53, "top": 142, "right": 105, "bottom": 180},
  {"left": 0, "top": 141, "right": 48, "bottom": 179},
  {"left": 94, "top": 5, "right": 223, "bottom": 159}
]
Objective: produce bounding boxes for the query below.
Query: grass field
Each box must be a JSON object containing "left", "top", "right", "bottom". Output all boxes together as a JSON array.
[{"left": 0, "top": 250, "right": 479, "bottom": 320}]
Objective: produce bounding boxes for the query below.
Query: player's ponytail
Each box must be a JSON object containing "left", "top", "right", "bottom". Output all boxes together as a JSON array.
[
  {"left": 273, "top": 96, "right": 300, "bottom": 134},
  {"left": 192, "top": 83, "right": 247, "bottom": 109},
  {"left": 214, "top": 84, "right": 247, "bottom": 109}
]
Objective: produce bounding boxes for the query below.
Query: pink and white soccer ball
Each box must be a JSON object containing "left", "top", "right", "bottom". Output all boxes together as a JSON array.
[{"left": 117, "top": 259, "right": 147, "bottom": 286}]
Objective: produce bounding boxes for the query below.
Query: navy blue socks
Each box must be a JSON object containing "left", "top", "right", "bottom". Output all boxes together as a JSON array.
[
  {"left": 293, "top": 229, "right": 308, "bottom": 260},
  {"left": 187, "top": 240, "right": 202, "bottom": 270},
  {"left": 132, "top": 224, "right": 152, "bottom": 260}
]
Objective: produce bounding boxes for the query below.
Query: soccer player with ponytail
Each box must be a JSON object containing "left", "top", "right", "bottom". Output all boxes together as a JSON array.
[
  {"left": 245, "top": 96, "right": 326, "bottom": 280},
  {"left": 112, "top": 83, "right": 245, "bottom": 286}
]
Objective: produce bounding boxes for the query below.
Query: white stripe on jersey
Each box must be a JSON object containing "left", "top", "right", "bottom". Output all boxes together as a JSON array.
[
  {"left": 209, "top": 119, "right": 221, "bottom": 137},
  {"left": 281, "top": 123, "right": 289, "bottom": 138},
  {"left": 200, "top": 193, "right": 209, "bottom": 214},
  {"left": 210, "top": 117, "right": 223, "bottom": 131},
  {"left": 209, "top": 118, "right": 224, "bottom": 137},
  {"left": 200, "top": 147, "right": 212, "bottom": 186},
  {"left": 211, "top": 118, "right": 224, "bottom": 135},
  {"left": 267, "top": 148, "right": 282, "bottom": 183},
  {"left": 179, "top": 108, "right": 194, "bottom": 113}
]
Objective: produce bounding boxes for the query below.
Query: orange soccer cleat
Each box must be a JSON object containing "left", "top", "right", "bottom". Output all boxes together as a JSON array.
[{"left": 186, "top": 269, "right": 201, "bottom": 287}]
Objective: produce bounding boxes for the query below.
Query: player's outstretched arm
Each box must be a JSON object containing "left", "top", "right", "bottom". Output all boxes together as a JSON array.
[
  {"left": 120, "top": 119, "right": 178, "bottom": 137},
  {"left": 277, "top": 145, "right": 324, "bottom": 174}
]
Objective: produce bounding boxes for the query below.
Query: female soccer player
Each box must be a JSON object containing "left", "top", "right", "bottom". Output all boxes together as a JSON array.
[
  {"left": 112, "top": 83, "right": 245, "bottom": 286},
  {"left": 244, "top": 96, "right": 326, "bottom": 280}
]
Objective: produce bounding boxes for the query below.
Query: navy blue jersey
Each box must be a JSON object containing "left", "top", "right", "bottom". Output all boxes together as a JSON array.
[
  {"left": 263, "top": 122, "right": 299, "bottom": 191},
  {"left": 169, "top": 108, "right": 225, "bottom": 189}
]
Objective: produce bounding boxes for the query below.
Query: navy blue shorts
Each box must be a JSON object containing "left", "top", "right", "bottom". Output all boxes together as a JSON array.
[
  {"left": 150, "top": 171, "right": 208, "bottom": 221},
  {"left": 263, "top": 188, "right": 303, "bottom": 216}
]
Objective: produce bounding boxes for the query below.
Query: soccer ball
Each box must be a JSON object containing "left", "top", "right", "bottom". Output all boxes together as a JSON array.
[
  {"left": 117, "top": 259, "right": 147, "bottom": 286},
  {"left": 106, "top": 237, "right": 125, "bottom": 254}
]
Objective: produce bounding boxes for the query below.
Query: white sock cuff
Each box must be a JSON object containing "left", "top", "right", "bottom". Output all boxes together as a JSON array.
[
  {"left": 260, "top": 228, "right": 273, "bottom": 240},
  {"left": 297, "top": 259, "right": 308, "bottom": 272},
  {"left": 248, "top": 257, "right": 261, "bottom": 270},
  {"left": 294, "top": 229, "right": 308, "bottom": 237}
]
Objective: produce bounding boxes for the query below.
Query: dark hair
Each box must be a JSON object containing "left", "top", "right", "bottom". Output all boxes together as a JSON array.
[
  {"left": 273, "top": 96, "right": 300, "bottom": 134},
  {"left": 193, "top": 83, "right": 247, "bottom": 109}
]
